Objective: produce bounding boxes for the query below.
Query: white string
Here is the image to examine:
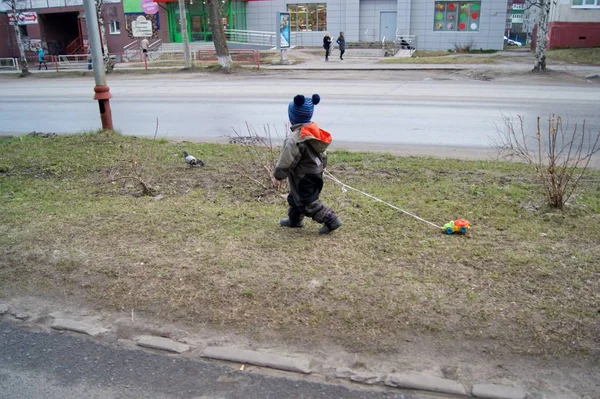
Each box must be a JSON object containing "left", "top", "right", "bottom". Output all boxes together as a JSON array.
[{"left": 324, "top": 170, "right": 444, "bottom": 230}]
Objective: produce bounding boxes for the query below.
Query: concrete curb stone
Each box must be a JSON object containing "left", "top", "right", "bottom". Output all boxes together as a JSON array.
[
  {"left": 135, "top": 335, "right": 191, "bottom": 354},
  {"left": 349, "top": 371, "right": 385, "bottom": 385},
  {"left": 202, "top": 346, "right": 311, "bottom": 374},
  {"left": 385, "top": 373, "right": 467, "bottom": 396},
  {"left": 51, "top": 318, "right": 109, "bottom": 336},
  {"left": 472, "top": 383, "right": 526, "bottom": 399}
]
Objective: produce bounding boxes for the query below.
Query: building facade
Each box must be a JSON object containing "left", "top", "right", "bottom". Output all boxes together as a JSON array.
[
  {"left": 246, "top": 0, "right": 508, "bottom": 50},
  {"left": 546, "top": 0, "right": 600, "bottom": 49},
  {"left": 2, "top": 0, "right": 510, "bottom": 58}
]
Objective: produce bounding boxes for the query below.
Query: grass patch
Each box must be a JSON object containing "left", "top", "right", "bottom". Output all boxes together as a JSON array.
[
  {"left": 379, "top": 56, "right": 496, "bottom": 64},
  {"left": 1, "top": 132, "right": 599, "bottom": 357},
  {"left": 547, "top": 47, "right": 600, "bottom": 65}
]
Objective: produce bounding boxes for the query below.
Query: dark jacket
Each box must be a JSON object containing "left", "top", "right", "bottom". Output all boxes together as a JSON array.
[
  {"left": 323, "top": 36, "right": 332, "bottom": 49},
  {"left": 336, "top": 36, "right": 345, "bottom": 51},
  {"left": 274, "top": 122, "right": 331, "bottom": 206}
]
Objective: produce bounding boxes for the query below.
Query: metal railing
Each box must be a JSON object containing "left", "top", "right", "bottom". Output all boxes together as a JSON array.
[
  {"left": 224, "top": 29, "right": 275, "bottom": 47},
  {"left": 0, "top": 57, "right": 19, "bottom": 71},
  {"left": 395, "top": 34, "right": 417, "bottom": 56}
]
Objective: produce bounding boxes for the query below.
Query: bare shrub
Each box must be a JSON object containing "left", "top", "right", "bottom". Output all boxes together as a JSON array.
[
  {"left": 494, "top": 115, "right": 600, "bottom": 209},
  {"left": 454, "top": 39, "right": 476, "bottom": 53},
  {"left": 229, "top": 123, "right": 287, "bottom": 192}
]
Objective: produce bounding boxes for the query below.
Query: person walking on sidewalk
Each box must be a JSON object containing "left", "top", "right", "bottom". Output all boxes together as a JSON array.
[
  {"left": 140, "top": 38, "right": 150, "bottom": 59},
  {"left": 272, "top": 94, "right": 343, "bottom": 234},
  {"left": 336, "top": 32, "right": 345, "bottom": 60},
  {"left": 37, "top": 47, "right": 48, "bottom": 70},
  {"left": 323, "top": 33, "right": 332, "bottom": 62}
]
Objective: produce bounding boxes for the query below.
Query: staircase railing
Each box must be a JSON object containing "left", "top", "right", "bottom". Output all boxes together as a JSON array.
[{"left": 66, "top": 36, "right": 83, "bottom": 55}]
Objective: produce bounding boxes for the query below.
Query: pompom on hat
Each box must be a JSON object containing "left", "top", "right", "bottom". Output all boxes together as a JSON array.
[{"left": 288, "top": 94, "right": 320, "bottom": 125}]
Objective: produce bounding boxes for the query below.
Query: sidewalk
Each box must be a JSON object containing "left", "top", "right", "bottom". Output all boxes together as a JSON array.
[{"left": 2, "top": 50, "right": 599, "bottom": 79}]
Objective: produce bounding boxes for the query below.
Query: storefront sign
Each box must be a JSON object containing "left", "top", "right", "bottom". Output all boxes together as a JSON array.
[
  {"left": 141, "top": 0, "right": 158, "bottom": 14},
  {"left": 8, "top": 12, "right": 39, "bottom": 25},
  {"left": 277, "top": 12, "right": 290, "bottom": 49},
  {"left": 132, "top": 15, "right": 153, "bottom": 37}
]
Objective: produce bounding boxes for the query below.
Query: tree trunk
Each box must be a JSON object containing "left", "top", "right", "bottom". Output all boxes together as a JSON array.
[
  {"left": 9, "top": 2, "right": 30, "bottom": 77},
  {"left": 96, "top": 0, "right": 113, "bottom": 73},
  {"left": 206, "top": 0, "right": 232, "bottom": 72},
  {"left": 533, "top": 0, "right": 551, "bottom": 72}
]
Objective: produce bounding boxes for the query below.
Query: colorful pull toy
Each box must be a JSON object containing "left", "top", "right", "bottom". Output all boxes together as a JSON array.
[{"left": 443, "top": 219, "right": 471, "bottom": 235}]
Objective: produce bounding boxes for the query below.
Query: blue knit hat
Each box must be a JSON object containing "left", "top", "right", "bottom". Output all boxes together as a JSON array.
[{"left": 288, "top": 94, "right": 321, "bottom": 125}]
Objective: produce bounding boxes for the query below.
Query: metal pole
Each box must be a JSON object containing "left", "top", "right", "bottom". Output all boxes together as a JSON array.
[
  {"left": 83, "top": 0, "right": 113, "bottom": 130},
  {"left": 178, "top": 0, "right": 191, "bottom": 69}
]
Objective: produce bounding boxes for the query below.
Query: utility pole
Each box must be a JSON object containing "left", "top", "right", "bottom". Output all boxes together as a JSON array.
[
  {"left": 178, "top": 0, "right": 191, "bottom": 69},
  {"left": 82, "top": 0, "right": 113, "bottom": 129}
]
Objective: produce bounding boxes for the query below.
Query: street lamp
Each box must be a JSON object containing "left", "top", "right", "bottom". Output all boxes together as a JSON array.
[{"left": 82, "top": 0, "right": 113, "bottom": 130}]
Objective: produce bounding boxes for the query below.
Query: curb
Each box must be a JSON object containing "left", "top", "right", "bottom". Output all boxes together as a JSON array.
[
  {"left": 0, "top": 302, "right": 538, "bottom": 399},
  {"left": 385, "top": 373, "right": 467, "bottom": 396},
  {"left": 136, "top": 335, "right": 191, "bottom": 354},
  {"left": 202, "top": 346, "right": 311, "bottom": 374},
  {"left": 51, "top": 318, "right": 109, "bottom": 337},
  {"left": 472, "top": 383, "right": 527, "bottom": 399}
]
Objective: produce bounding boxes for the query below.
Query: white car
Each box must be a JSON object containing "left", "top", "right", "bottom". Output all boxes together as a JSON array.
[{"left": 504, "top": 36, "right": 522, "bottom": 47}]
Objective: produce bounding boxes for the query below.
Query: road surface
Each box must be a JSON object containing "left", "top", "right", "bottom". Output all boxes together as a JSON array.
[
  {"left": 0, "top": 74, "right": 599, "bottom": 152},
  {"left": 0, "top": 321, "right": 418, "bottom": 399}
]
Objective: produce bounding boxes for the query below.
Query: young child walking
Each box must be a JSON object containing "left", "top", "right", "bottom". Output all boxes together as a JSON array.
[
  {"left": 38, "top": 47, "right": 48, "bottom": 70},
  {"left": 272, "top": 94, "right": 343, "bottom": 234}
]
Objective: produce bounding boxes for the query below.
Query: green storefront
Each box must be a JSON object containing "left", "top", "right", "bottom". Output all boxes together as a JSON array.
[
  {"left": 123, "top": 0, "right": 246, "bottom": 43},
  {"left": 166, "top": 0, "right": 246, "bottom": 43}
]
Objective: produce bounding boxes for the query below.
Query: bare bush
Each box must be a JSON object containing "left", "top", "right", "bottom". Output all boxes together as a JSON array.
[
  {"left": 229, "top": 123, "right": 287, "bottom": 192},
  {"left": 494, "top": 115, "right": 600, "bottom": 209},
  {"left": 454, "top": 39, "right": 476, "bottom": 53}
]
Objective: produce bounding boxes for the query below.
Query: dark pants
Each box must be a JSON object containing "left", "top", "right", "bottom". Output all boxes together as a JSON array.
[
  {"left": 339, "top": 49, "right": 345, "bottom": 59},
  {"left": 38, "top": 58, "right": 48, "bottom": 70},
  {"left": 287, "top": 195, "right": 337, "bottom": 226},
  {"left": 324, "top": 47, "right": 330, "bottom": 60}
]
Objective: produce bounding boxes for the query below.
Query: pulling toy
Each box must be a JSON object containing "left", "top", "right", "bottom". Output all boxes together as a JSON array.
[
  {"left": 324, "top": 171, "right": 472, "bottom": 236},
  {"left": 443, "top": 219, "right": 471, "bottom": 235}
]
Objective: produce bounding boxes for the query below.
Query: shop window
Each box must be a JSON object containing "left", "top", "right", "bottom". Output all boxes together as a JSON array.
[
  {"left": 109, "top": 20, "right": 120, "bottom": 35},
  {"left": 287, "top": 3, "right": 327, "bottom": 32},
  {"left": 434, "top": 2, "right": 481, "bottom": 32}
]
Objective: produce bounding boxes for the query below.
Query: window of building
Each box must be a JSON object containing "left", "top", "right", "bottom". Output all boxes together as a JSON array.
[
  {"left": 572, "top": 0, "right": 600, "bottom": 7},
  {"left": 434, "top": 2, "right": 482, "bottom": 32},
  {"left": 287, "top": 3, "right": 327, "bottom": 31},
  {"left": 109, "top": 20, "right": 120, "bottom": 35}
]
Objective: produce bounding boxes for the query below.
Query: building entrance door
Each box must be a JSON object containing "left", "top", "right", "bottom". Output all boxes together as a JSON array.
[
  {"left": 379, "top": 11, "right": 396, "bottom": 42},
  {"left": 168, "top": 3, "right": 191, "bottom": 43}
]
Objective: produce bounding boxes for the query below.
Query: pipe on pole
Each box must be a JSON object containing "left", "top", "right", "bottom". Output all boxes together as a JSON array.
[{"left": 82, "top": 0, "right": 113, "bottom": 130}]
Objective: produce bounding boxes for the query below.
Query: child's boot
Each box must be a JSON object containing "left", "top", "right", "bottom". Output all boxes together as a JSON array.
[
  {"left": 280, "top": 218, "right": 304, "bottom": 228},
  {"left": 319, "top": 216, "right": 343, "bottom": 234}
]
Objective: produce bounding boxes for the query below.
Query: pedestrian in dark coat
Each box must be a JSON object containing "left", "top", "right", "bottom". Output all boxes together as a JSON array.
[
  {"left": 272, "top": 94, "right": 343, "bottom": 234},
  {"left": 336, "top": 32, "right": 346, "bottom": 60},
  {"left": 323, "top": 34, "right": 332, "bottom": 62}
]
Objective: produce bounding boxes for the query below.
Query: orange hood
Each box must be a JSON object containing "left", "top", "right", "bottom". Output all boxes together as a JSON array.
[{"left": 299, "top": 122, "right": 332, "bottom": 152}]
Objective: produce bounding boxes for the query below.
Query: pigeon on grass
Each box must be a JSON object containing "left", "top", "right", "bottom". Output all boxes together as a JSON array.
[{"left": 183, "top": 151, "right": 204, "bottom": 167}]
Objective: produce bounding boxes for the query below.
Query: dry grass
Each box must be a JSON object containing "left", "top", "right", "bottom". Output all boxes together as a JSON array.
[
  {"left": 547, "top": 47, "right": 600, "bottom": 66},
  {"left": 1, "top": 132, "right": 599, "bottom": 357}
]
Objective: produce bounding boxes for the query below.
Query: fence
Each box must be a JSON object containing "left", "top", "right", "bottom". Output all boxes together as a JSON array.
[{"left": 0, "top": 58, "right": 19, "bottom": 71}]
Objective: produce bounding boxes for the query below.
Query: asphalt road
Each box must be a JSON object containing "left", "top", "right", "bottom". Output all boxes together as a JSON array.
[
  {"left": 1, "top": 74, "right": 599, "bottom": 151},
  {"left": 0, "top": 321, "right": 418, "bottom": 399}
]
